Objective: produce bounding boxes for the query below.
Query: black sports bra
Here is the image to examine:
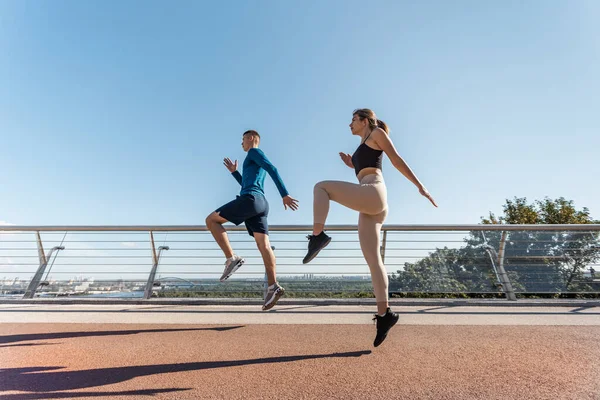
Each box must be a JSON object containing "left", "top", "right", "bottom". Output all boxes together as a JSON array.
[{"left": 351, "top": 132, "right": 383, "bottom": 176}]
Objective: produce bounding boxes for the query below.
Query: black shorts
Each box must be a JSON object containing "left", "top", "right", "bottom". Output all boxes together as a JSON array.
[{"left": 215, "top": 193, "right": 269, "bottom": 236}]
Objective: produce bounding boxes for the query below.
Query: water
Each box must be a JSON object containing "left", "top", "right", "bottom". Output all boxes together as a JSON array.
[{"left": 70, "top": 291, "right": 144, "bottom": 298}]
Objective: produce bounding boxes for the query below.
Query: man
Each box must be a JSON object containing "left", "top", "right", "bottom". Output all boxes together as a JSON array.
[{"left": 205, "top": 130, "right": 299, "bottom": 310}]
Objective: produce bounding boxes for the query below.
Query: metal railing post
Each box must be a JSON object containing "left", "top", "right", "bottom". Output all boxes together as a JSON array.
[
  {"left": 144, "top": 232, "right": 169, "bottom": 299},
  {"left": 264, "top": 246, "right": 275, "bottom": 300},
  {"left": 496, "top": 231, "right": 517, "bottom": 301},
  {"left": 380, "top": 229, "right": 387, "bottom": 263},
  {"left": 381, "top": 229, "right": 390, "bottom": 298},
  {"left": 23, "top": 232, "right": 64, "bottom": 299},
  {"left": 481, "top": 232, "right": 502, "bottom": 289}
]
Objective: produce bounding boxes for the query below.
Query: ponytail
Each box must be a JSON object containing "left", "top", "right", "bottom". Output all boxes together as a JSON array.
[{"left": 376, "top": 119, "right": 389, "bottom": 134}]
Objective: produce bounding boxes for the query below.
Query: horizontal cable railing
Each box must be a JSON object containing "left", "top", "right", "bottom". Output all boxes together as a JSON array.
[{"left": 1, "top": 225, "right": 599, "bottom": 300}]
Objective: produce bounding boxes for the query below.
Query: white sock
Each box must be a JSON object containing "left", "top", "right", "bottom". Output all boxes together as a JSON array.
[{"left": 268, "top": 283, "right": 277, "bottom": 289}]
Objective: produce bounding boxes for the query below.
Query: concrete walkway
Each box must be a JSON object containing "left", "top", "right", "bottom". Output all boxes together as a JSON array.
[
  {"left": 1, "top": 304, "right": 599, "bottom": 399},
  {"left": 1, "top": 303, "right": 600, "bottom": 325}
]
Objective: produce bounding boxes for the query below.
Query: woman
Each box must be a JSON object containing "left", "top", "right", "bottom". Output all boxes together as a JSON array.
[{"left": 303, "top": 108, "right": 437, "bottom": 347}]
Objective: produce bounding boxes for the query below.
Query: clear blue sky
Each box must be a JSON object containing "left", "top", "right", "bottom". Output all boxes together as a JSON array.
[{"left": 2, "top": 0, "right": 599, "bottom": 228}]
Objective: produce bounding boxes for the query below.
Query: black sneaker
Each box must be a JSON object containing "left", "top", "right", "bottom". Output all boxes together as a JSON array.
[
  {"left": 373, "top": 308, "right": 399, "bottom": 347},
  {"left": 303, "top": 232, "right": 331, "bottom": 264}
]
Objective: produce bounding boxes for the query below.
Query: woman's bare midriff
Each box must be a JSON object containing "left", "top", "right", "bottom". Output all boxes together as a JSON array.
[{"left": 357, "top": 167, "right": 382, "bottom": 182}]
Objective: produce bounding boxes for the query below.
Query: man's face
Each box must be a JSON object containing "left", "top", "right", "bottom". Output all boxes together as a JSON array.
[{"left": 241, "top": 133, "right": 255, "bottom": 151}]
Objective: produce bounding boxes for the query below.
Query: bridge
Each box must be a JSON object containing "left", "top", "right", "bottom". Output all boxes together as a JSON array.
[{"left": 1, "top": 225, "right": 599, "bottom": 399}]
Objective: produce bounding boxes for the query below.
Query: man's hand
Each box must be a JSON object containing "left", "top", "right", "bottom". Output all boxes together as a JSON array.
[
  {"left": 223, "top": 158, "right": 238, "bottom": 173},
  {"left": 283, "top": 195, "right": 299, "bottom": 211},
  {"left": 339, "top": 152, "right": 354, "bottom": 169},
  {"left": 419, "top": 186, "right": 438, "bottom": 207}
]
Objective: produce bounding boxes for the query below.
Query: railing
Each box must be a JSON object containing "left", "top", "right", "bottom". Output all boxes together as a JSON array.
[{"left": 1, "top": 225, "right": 599, "bottom": 301}]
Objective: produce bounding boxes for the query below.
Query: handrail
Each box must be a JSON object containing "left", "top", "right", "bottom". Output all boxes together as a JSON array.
[
  {"left": 2, "top": 224, "right": 600, "bottom": 232},
  {"left": 2, "top": 224, "right": 598, "bottom": 300}
]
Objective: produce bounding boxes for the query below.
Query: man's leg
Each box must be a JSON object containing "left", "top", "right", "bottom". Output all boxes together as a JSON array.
[
  {"left": 253, "top": 232, "right": 276, "bottom": 286},
  {"left": 247, "top": 206, "right": 283, "bottom": 310},
  {"left": 206, "top": 210, "right": 245, "bottom": 282},
  {"left": 205, "top": 212, "right": 234, "bottom": 259},
  {"left": 256, "top": 231, "right": 285, "bottom": 311}
]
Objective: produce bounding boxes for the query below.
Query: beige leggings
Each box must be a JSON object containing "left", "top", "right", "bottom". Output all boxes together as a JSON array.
[{"left": 313, "top": 172, "right": 389, "bottom": 302}]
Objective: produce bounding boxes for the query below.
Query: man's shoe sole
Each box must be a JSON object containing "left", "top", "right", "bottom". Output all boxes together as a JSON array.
[
  {"left": 302, "top": 237, "right": 332, "bottom": 264},
  {"left": 219, "top": 259, "right": 245, "bottom": 282},
  {"left": 262, "top": 288, "right": 285, "bottom": 311}
]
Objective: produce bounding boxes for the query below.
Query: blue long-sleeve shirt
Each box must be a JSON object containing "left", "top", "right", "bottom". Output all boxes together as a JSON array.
[{"left": 231, "top": 148, "right": 289, "bottom": 198}]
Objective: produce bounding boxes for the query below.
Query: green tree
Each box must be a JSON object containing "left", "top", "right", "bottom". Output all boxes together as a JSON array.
[
  {"left": 390, "top": 197, "right": 599, "bottom": 295},
  {"left": 478, "top": 197, "right": 599, "bottom": 292}
]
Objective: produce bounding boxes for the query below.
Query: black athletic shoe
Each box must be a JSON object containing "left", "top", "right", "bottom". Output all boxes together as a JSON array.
[
  {"left": 373, "top": 308, "right": 399, "bottom": 347},
  {"left": 303, "top": 232, "right": 332, "bottom": 264}
]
